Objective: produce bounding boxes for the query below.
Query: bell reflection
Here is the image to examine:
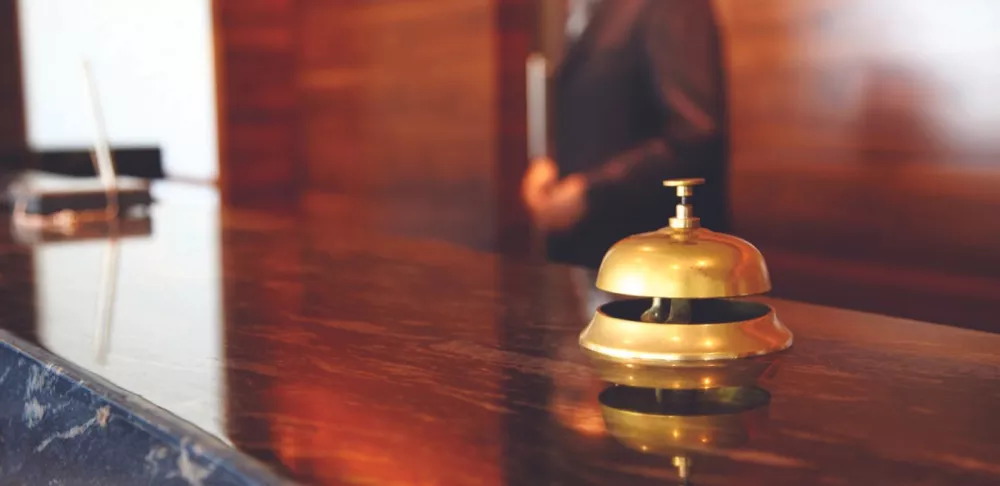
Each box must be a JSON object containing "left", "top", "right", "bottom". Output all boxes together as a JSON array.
[
  {"left": 599, "top": 385, "right": 770, "bottom": 484},
  {"left": 600, "top": 386, "right": 769, "bottom": 452},
  {"left": 587, "top": 353, "right": 779, "bottom": 485},
  {"left": 586, "top": 353, "right": 778, "bottom": 390}
]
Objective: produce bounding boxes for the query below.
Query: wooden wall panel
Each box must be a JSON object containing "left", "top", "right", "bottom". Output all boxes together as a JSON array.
[
  {"left": 716, "top": 0, "right": 1000, "bottom": 329},
  {"left": 298, "top": 0, "right": 496, "bottom": 200},
  {"left": 295, "top": 1, "right": 365, "bottom": 196},
  {"left": 295, "top": 0, "right": 503, "bottom": 249},
  {"left": 494, "top": 0, "right": 534, "bottom": 254},
  {"left": 217, "top": 0, "right": 517, "bottom": 248},
  {"left": 216, "top": 0, "right": 1000, "bottom": 328},
  {"left": 215, "top": 0, "right": 300, "bottom": 203},
  {"left": 0, "top": 0, "right": 26, "bottom": 163}
]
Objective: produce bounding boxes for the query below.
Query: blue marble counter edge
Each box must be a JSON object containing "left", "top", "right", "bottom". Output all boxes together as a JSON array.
[{"left": 0, "top": 329, "right": 297, "bottom": 485}]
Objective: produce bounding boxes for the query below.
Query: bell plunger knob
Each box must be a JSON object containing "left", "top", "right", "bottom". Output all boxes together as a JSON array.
[{"left": 663, "top": 178, "right": 704, "bottom": 230}]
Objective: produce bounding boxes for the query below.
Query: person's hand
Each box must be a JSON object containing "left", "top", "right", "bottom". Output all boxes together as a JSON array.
[
  {"left": 522, "top": 157, "right": 588, "bottom": 231},
  {"left": 522, "top": 156, "right": 559, "bottom": 213}
]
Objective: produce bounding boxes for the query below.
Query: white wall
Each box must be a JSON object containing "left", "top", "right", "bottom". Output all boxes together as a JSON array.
[{"left": 18, "top": 0, "right": 218, "bottom": 181}]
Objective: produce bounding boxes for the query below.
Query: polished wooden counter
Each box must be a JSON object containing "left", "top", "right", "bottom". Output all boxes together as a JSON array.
[{"left": 2, "top": 184, "right": 999, "bottom": 485}]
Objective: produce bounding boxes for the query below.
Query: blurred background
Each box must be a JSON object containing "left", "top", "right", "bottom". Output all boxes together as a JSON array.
[{"left": 0, "top": 0, "right": 999, "bottom": 333}]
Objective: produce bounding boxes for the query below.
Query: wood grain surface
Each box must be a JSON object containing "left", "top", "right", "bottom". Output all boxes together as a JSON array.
[
  {"left": 3, "top": 188, "right": 997, "bottom": 484},
  {"left": 215, "top": 195, "right": 1000, "bottom": 485}
]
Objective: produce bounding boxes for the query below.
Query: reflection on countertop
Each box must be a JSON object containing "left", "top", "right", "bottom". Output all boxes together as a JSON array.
[
  {"left": 24, "top": 182, "right": 226, "bottom": 441},
  {"left": 1, "top": 183, "right": 1000, "bottom": 485}
]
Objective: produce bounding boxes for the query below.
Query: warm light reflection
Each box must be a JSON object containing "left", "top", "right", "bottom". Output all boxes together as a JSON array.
[
  {"left": 270, "top": 380, "right": 505, "bottom": 484},
  {"left": 551, "top": 375, "right": 608, "bottom": 439},
  {"left": 572, "top": 412, "right": 609, "bottom": 438}
]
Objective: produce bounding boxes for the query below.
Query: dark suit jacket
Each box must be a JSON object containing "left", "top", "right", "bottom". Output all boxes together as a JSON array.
[{"left": 547, "top": 0, "right": 730, "bottom": 269}]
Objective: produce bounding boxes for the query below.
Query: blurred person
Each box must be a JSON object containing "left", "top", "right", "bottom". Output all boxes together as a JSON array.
[{"left": 522, "top": 0, "right": 730, "bottom": 270}]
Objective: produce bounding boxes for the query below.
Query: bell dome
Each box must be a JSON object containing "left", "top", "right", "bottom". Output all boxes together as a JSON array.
[{"left": 595, "top": 227, "right": 771, "bottom": 299}]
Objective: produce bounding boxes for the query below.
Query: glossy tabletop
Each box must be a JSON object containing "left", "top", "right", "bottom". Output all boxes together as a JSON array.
[{"left": 1, "top": 183, "right": 999, "bottom": 485}]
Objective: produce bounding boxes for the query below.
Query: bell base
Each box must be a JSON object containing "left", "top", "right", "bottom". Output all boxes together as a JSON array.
[{"left": 579, "top": 299, "right": 792, "bottom": 363}]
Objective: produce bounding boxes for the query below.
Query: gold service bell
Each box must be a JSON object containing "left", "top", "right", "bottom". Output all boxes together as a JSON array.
[{"left": 579, "top": 178, "right": 793, "bottom": 362}]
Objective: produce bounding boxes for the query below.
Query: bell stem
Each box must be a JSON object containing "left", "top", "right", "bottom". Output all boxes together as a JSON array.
[
  {"left": 640, "top": 297, "right": 667, "bottom": 323},
  {"left": 666, "top": 298, "right": 692, "bottom": 323}
]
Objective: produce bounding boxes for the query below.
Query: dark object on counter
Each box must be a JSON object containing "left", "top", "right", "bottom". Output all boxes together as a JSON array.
[
  {"left": 0, "top": 147, "right": 165, "bottom": 179},
  {"left": 6, "top": 170, "right": 152, "bottom": 216},
  {"left": 4, "top": 171, "right": 154, "bottom": 243}
]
